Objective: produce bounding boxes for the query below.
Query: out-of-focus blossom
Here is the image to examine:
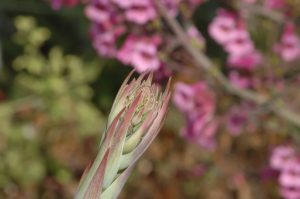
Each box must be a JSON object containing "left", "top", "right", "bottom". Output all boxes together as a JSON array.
[
  {"left": 227, "top": 50, "right": 262, "bottom": 70},
  {"left": 187, "top": 25, "right": 205, "bottom": 49},
  {"left": 226, "top": 105, "right": 247, "bottom": 136},
  {"left": 208, "top": 9, "right": 237, "bottom": 44},
  {"left": 50, "top": 0, "right": 79, "bottom": 9},
  {"left": 209, "top": 9, "right": 262, "bottom": 70},
  {"left": 279, "top": 159, "right": 300, "bottom": 187},
  {"left": 269, "top": 146, "right": 300, "bottom": 199},
  {"left": 229, "top": 71, "right": 252, "bottom": 89},
  {"left": 86, "top": 0, "right": 125, "bottom": 57},
  {"left": 173, "top": 82, "right": 195, "bottom": 113},
  {"left": 280, "top": 187, "right": 300, "bottom": 199},
  {"left": 226, "top": 102, "right": 257, "bottom": 136},
  {"left": 264, "top": 0, "right": 286, "bottom": 9},
  {"left": 111, "top": 0, "right": 135, "bottom": 8},
  {"left": 153, "top": 64, "right": 172, "bottom": 83},
  {"left": 123, "top": 1, "right": 157, "bottom": 24},
  {"left": 90, "top": 24, "right": 125, "bottom": 58},
  {"left": 117, "top": 35, "right": 161, "bottom": 72},
  {"left": 173, "top": 82, "right": 218, "bottom": 150},
  {"left": 224, "top": 30, "right": 254, "bottom": 56},
  {"left": 173, "top": 82, "right": 215, "bottom": 119},
  {"left": 270, "top": 146, "right": 296, "bottom": 171},
  {"left": 279, "top": 159, "right": 300, "bottom": 199},
  {"left": 274, "top": 23, "right": 300, "bottom": 62},
  {"left": 182, "top": 116, "right": 218, "bottom": 150}
]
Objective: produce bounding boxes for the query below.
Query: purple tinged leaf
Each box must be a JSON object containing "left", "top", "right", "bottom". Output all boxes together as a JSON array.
[{"left": 83, "top": 149, "right": 110, "bottom": 199}]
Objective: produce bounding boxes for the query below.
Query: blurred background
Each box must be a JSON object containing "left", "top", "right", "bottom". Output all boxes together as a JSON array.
[{"left": 1, "top": 0, "right": 300, "bottom": 198}]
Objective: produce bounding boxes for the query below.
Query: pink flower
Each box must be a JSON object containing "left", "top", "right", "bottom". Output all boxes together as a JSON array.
[
  {"left": 173, "top": 82, "right": 215, "bottom": 119},
  {"left": 227, "top": 50, "right": 262, "bottom": 70},
  {"left": 85, "top": 0, "right": 126, "bottom": 58},
  {"left": 279, "top": 159, "right": 300, "bottom": 188},
  {"left": 270, "top": 146, "right": 296, "bottom": 171},
  {"left": 123, "top": 0, "right": 157, "bottom": 24},
  {"left": 229, "top": 71, "right": 252, "bottom": 89},
  {"left": 274, "top": 23, "right": 300, "bottom": 62},
  {"left": 153, "top": 64, "right": 172, "bottom": 83},
  {"left": 173, "top": 82, "right": 196, "bottom": 113},
  {"left": 208, "top": 9, "right": 237, "bottom": 44},
  {"left": 50, "top": 0, "right": 79, "bottom": 9},
  {"left": 226, "top": 105, "right": 248, "bottom": 136},
  {"left": 264, "top": 0, "right": 286, "bottom": 10},
  {"left": 224, "top": 29, "right": 254, "bottom": 56},
  {"left": 182, "top": 117, "right": 218, "bottom": 150},
  {"left": 85, "top": 4, "right": 112, "bottom": 25},
  {"left": 226, "top": 102, "right": 257, "bottom": 136},
  {"left": 173, "top": 82, "right": 218, "bottom": 150},
  {"left": 117, "top": 35, "right": 161, "bottom": 72},
  {"left": 111, "top": 0, "right": 136, "bottom": 8},
  {"left": 92, "top": 30, "right": 117, "bottom": 57},
  {"left": 280, "top": 187, "right": 300, "bottom": 199}
]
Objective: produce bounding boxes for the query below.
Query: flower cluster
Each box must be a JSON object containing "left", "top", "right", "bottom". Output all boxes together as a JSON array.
[
  {"left": 84, "top": 0, "right": 166, "bottom": 73},
  {"left": 173, "top": 82, "right": 218, "bottom": 150},
  {"left": 209, "top": 9, "right": 262, "bottom": 71},
  {"left": 85, "top": 0, "right": 204, "bottom": 73},
  {"left": 274, "top": 23, "right": 300, "bottom": 62},
  {"left": 270, "top": 145, "right": 300, "bottom": 199}
]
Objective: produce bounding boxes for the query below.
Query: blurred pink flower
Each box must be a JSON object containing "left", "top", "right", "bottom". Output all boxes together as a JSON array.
[
  {"left": 182, "top": 117, "right": 218, "bottom": 150},
  {"left": 229, "top": 71, "right": 252, "bottom": 89},
  {"left": 224, "top": 29, "right": 254, "bottom": 56},
  {"left": 227, "top": 50, "right": 262, "bottom": 70},
  {"left": 117, "top": 35, "right": 161, "bottom": 72},
  {"left": 85, "top": 4, "right": 109, "bottom": 24},
  {"left": 265, "top": 0, "right": 286, "bottom": 9},
  {"left": 208, "top": 9, "right": 237, "bottom": 44},
  {"left": 153, "top": 64, "right": 172, "bottom": 83},
  {"left": 274, "top": 23, "right": 300, "bottom": 62},
  {"left": 173, "top": 82, "right": 195, "bottom": 113},
  {"left": 226, "top": 105, "right": 248, "bottom": 136},
  {"left": 280, "top": 187, "right": 300, "bottom": 199},
  {"left": 173, "top": 82, "right": 218, "bottom": 150},
  {"left": 226, "top": 102, "right": 257, "bottom": 136},
  {"left": 50, "top": 0, "right": 79, "bottom": 9},
  {"left": 279, "top": 159, "right": 300, "bottom": 188},
  {"left": 111, "top": 0, "right": 136, "bottom": 8},
  {"left": 173, "top": 82, "right": 215, "bottom": 119},
  {"left": 270, "top": 146, "right": 296, "bottom": 171},
  {"left": 86, "top": 0, "right": 126, "bottom": 57},
  {"left": 123, "top": 0, "right": 157, "bottom": 24},
  {"left": 269, "top": 145, "right": 300, "bottom": 199}
]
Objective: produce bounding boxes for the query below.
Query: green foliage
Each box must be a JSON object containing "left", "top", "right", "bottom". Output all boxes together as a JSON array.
[{"left": 0, "top": 16, "right": 105, "bottom": 198}]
